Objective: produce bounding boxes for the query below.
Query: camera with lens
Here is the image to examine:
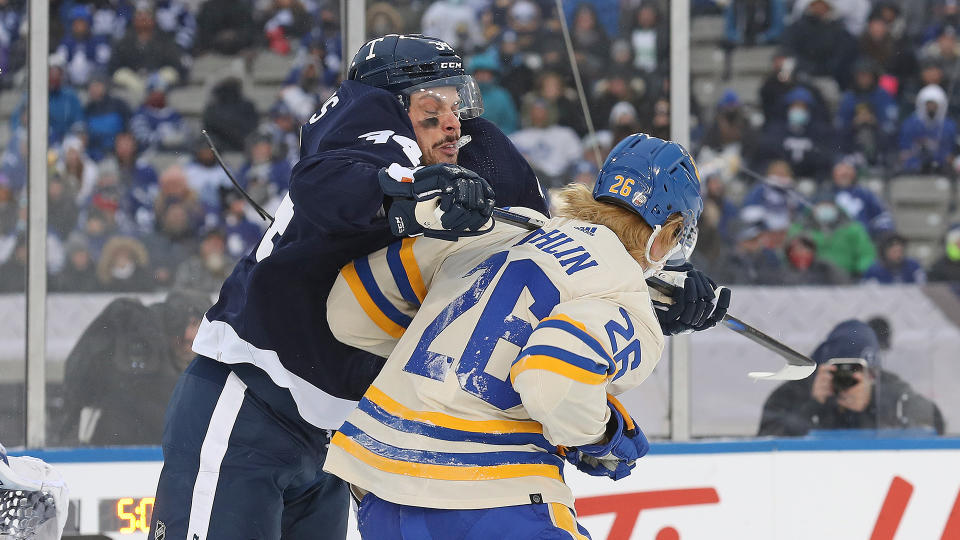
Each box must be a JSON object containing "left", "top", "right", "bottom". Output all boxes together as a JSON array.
[{"left": 827, "top": 358, "right": 868, "bottom": 394}]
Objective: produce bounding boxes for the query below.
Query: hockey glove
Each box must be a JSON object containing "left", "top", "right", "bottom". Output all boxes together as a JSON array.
[
  {"left": 564, "top": 395, "right": 649, "bottom": 481},
  {"left": 379, "top": 164, "right": 495, "bottom": 240},
  {"left": 651, "top": 264, "right": 731, "bottom": 336}
]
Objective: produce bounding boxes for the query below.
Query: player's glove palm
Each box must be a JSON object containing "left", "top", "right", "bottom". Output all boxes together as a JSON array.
[
  {"left": 564, "top": 395, "right": 649, "bottom": 481},
  {"left": 651, "top": 264, "right": 731, "bottom": 336},
  {"left": 379, "top": 164, "right": 495, "bottom": 240}
]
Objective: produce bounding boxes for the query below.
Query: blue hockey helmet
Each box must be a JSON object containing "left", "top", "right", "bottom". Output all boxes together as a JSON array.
[
  {"left": 348, "top": 34, "right": 483, "bottom": 120},
  {"left": 593, "top": 133, "right": 703, "bottom": 267}
]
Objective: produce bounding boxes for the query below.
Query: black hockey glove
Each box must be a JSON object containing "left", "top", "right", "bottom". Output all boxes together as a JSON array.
[
  {"left": 379, "top": 164, "right": 496, "bottom": 240},
  {"left": 651, "top": 264, "right": 731, "bottom": 336}
]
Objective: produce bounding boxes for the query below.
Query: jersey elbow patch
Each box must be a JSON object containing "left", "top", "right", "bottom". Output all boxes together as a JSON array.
[
  {"left": 342, "top": 257, "right": 411, "bottom": 339},
  {"left": 510, "top": 345, "right": 612, "bottom": 385}
]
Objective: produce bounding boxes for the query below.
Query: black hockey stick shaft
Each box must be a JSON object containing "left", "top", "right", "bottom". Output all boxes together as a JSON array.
[
  {"left": 202, "top": 130, "right": 275, "bottom": 224},
  {"left": 492, "top": 208, "right": 816, "bottom": 372}
]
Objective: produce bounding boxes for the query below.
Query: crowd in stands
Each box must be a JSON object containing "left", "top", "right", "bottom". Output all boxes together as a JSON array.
[{"left": 1, "top": 0, "right": 960, "bottom": 295}]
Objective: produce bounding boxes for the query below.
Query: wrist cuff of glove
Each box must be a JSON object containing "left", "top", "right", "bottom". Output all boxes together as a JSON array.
[{"left": 580, "top": 396, "right": 636, "bottom": 457}]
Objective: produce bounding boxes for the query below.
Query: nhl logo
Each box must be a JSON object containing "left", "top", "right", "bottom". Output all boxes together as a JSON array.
[
  {"left": 632, "top": 191, "right": 648, "bottom": 206},
  {"left": 154, "top": 520, "right": 166, "bottom": 540}
]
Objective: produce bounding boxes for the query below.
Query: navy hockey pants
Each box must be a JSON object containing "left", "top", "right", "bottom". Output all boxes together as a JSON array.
[
  {"left": 358, "top": 493, "right": 592, "bottom": 540},
  {"left": 150, "top": 356, "right": 348, "bottom": 540}
]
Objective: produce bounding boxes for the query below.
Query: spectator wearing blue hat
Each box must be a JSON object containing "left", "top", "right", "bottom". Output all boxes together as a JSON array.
[
  {"left": 699, "top": 89, "right": 758, "bottom": 180},
  {"left": 756, "top": 86, "right": 836, "bottom": 179},
  {"left": 862, "top": 232, "right": 927, "bottom": 284},
  {"left": 467, "top": 51, "right": 518, "bottom": 134},
  {"left": 759, "top": 319, "right": 943, "bottom": 436},
  {"left": 54, "top": 5, "right": 111, "bottom": 87},
  {"left": 835, "top": 60, "right": 899, "bottom": 166}
]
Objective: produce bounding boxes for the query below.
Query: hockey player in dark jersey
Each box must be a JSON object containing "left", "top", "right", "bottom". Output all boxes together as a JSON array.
[{"left": 149, "top": 35, "right": 548, "bottom": 540}]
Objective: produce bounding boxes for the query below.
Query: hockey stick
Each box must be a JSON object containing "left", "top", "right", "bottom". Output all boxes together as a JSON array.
[
  {"left": 492, "top": 207, "right": 816, "bottom": 381},
  {"left": 202, "top": 130, "right": 275, "bottom": 224}
]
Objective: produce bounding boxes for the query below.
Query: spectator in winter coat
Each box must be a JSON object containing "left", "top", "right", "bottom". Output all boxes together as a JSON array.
[
  {"left": 55, "top": 5, "right": 111, "bottom": 87},
  {"left": 724, "top": 0, "right": 786, "bottom": 46},
  {"left": 100, "top": 132, "right": 159, "bottom": 234},
  {"left": 83, "top": 76, "right": 130, "bottom": 161},
  {"left": 759, "top": 320, "right": 944, "bottom": 436},
  {"left": 184, "top": 138, "right": 232, "bottom": 213},
  {"left": 740, "top": 160, "right": 807, "bottom": 228},
  {"left": 858, "top": 9, "right": 917, "bottom": 87},
  {"left": 826, "top": 161, "right": 894, "bottom": 237},
  {"left": 109, "top": 4, "right": 185, "bottom": 99},
  {"left": 698, "top": 90, "right": 758, "bottom": 183},
  {"left": 781, "top": 234, "right": 850, "bottom": 285},
  {"left": 44, "top": 65, "right": 84, "bottom": 146},
  {"left": 129, "top": 76, "right": 187, "bottom": 152},
  {"left": 467, "top": 52, "right": 518, "bottom": 135},
  {"left": 781, "top": 0, "right": 858, "bottom": 89},
  {"left": 202, "top": 77, "right": 260, "bottom": 152},
  {"left": 789, "top": 196, "right": 877, "bottom": 277},
  {"left": 51, "top": 232, "right": 99, "bottom": 292},
  {"left": 624, "top": 2, "right": 669, "bottom": 75},
  {"left": 96, "top": 235, "right": 153, "bottom": 292},
  {"left": 758, "top": 49, "right": 832, "bottom": 126},
  {"left": 238, "top": 133, "right": 290, "bottom": 203},
  {"left": 195, "top": 0, "right": 256, "bottom": 55},
  {"left": 899, "top": 84, "right": 957, "bottom": 173},
  {"left": 260, "top": 0, "right": 311, "bottom": 55},
  {"left": 862, "top": 232, "right": 926, "bottom": 283},
  {"left": 713, "top": 221, "right": 786, "bottom": 285},
  {"left": 0, "top": 233, "right": 25, "bottom": 293},
  {"left": 174, "top": 227, "right": 233, "bottom": 292},
  {"left": 510, "top": 99, "right": 582, "bottom": 187},
  {"left": 928, "top": 224, "right": 960, "bottom": 282},
  {"left": 756, "top": 87, "right": 836, "bottom": 179},
  {"left": 222, "top": 189, "right": 265, "bottom": 260},
  {"left": 154, "top": 0, "right": 196, "bottom": 52},
  {"left": 420, "top": 0, "right": 485, "bottom": 54},
  {"left": 835, "top": 60, "right": 898, "bottom": 162},
  {"left": 569, "top": 3, "right": 610, "bottom": 83}
]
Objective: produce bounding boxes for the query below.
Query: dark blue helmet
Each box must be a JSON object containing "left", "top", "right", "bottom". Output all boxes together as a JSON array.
[
  {"left": 348, "top": 34, "right": 483, "bottom": 119},
  {"left": 593, "top": 133, "right": 703, "bottom": 266}
]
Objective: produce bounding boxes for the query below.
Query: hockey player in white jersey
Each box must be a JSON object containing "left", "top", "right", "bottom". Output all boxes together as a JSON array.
[{"left": 322, "top": 134, "right": 729, "bottom": 539}]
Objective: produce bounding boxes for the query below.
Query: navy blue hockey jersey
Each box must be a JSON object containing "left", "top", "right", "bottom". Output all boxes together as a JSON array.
[{"left": 193, "top": 81, "right": 548, "bottom": 429}]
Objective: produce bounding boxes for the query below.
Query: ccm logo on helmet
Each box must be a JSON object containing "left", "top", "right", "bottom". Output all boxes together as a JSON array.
[{"left": 439, "top": 62, "right": 462, "bottom": 69}]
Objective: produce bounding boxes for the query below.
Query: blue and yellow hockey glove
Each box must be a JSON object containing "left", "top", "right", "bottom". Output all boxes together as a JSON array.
[{"left": 564, "top": 395, "right": 649, "bottom": 481}]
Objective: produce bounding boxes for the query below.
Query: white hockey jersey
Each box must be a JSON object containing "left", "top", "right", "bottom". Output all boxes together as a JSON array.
[{"left": 322, "top": 211, "right": 665, "bottom": 510}]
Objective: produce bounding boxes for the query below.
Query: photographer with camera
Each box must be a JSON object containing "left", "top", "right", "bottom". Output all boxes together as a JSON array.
[{"left": 758, "top": 319, "right": 944, "bottom": 436}]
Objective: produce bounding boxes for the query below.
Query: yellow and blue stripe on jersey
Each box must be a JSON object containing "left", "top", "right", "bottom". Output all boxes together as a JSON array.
[
  {"left": 385, "top": 238, "right": 427, "bottom": 306},
  {"left": 510, "top": 314, "right": 616, "bottom": 385},
  {"left": 342, "top": 256, "right": 413, "bottom": 338},
  {"left": 357, "top": 386, "right": 556, "bottom": 452},
  {"left": 333, "top": 423, "right": 565, "bottom": 482}
]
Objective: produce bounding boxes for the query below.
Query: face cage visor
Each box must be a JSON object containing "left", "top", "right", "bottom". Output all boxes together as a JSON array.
[
  {"left": 401, "top": 75, "right": 484, "bottom": 121},
  {"left": 642, "top": 210, "right": 699, "bottom": 276}
]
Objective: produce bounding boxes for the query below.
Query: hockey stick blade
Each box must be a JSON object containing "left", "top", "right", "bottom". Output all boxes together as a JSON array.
[{"left": 493, "top": 207, "right": 816, "bottom": 381}]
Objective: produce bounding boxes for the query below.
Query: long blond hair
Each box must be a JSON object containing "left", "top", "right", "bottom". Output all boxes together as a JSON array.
[{"left": 556, "top": 184, "right": 684, "bottom": 265}]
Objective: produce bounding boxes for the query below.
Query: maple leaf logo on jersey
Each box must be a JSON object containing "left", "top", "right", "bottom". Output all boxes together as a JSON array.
[{"left": 573, "top": 226, "right": 597, "bottom": 236}]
